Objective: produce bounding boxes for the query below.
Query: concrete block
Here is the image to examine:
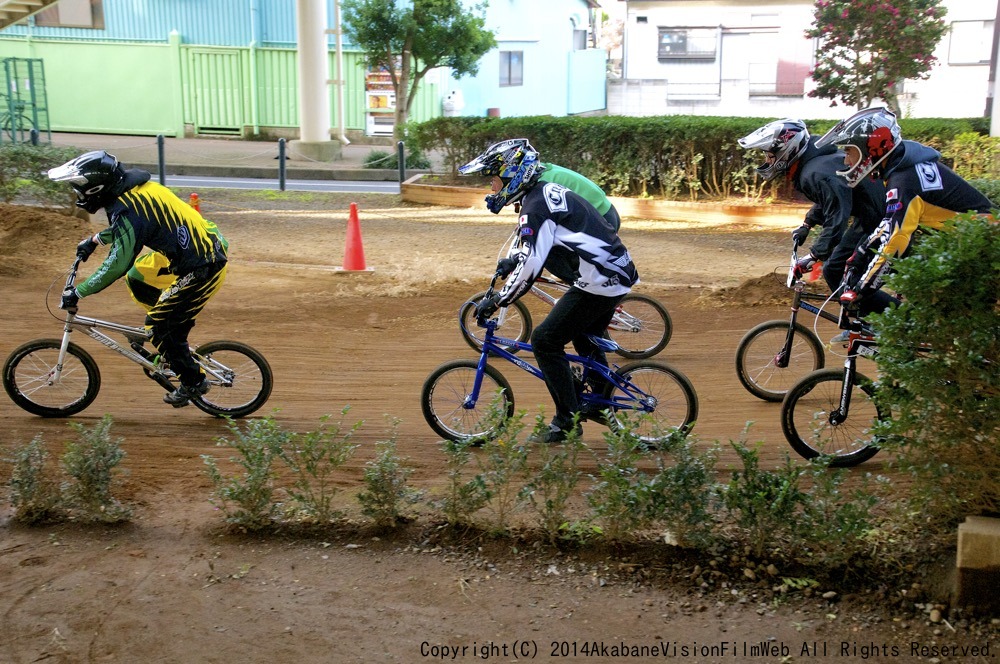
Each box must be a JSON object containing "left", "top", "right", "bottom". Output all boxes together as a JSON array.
[
  {"left": 957, "top": 516, "right": 1000, "bottom": 569},
  {"left": 955, "top": 515, "right": 1000, "bottom": 611}
]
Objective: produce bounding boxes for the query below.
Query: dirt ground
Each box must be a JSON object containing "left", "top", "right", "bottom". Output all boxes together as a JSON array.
[{"left": 0, "top": 194, "right": 996, "bottom": 663}]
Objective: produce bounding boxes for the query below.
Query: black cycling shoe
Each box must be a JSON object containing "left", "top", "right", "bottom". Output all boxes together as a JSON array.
[
  {"left": 578, "top": 404, "right": 608, "bottom": 425},
  {"left": 527, "top": 423, "right": 582, "bottom": 445},
  {"left": 163, "top": 377, "right": 211, "bottom": 408}
]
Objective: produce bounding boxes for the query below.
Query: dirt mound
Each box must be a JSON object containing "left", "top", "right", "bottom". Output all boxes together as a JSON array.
[
  {"left": 695, "top": 272, "right": 829, "bottom": 308},
  {"left": 0, "top": 203, "right": 93, "bottom": 276}
]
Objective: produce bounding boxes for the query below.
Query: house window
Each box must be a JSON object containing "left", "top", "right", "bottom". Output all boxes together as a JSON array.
[
  {"left": 500, "top": 51, "right": 523, "bottom": 87},
  {"left": 948, "top": 20, "right": 993, "bottom": 65},
  {"left": 34, "top": 0, "right": 104, "bottom": 29},
  {"left": 658, "top": 27, "right": 717, "bottom": 60},
  {"left": 573, "top": 29, "right": 587, "bottom": 50}
]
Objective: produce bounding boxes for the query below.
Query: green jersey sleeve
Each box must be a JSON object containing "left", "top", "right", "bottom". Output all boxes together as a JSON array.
[{"left": 76, "top": 221, "right": 140, "bottom": 297}]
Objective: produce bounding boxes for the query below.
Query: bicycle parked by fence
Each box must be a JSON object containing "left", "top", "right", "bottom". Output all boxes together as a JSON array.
[
  {"left": 424, "top": 274, "right": 697, "bottom": 447},
  {"left": 3, "top": 257, "right": 273, "bottom": 418},
  {"left": 459, "top": 274, "right": 672, "bottom": 359}
]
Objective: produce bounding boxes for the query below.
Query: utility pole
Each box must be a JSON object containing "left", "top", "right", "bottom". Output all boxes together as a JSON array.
[{"left": 990, "top": 0, "right": 1000, "bottom": 135}]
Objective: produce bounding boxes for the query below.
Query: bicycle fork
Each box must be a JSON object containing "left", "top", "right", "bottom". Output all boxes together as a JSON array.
[
  {"left": 775, "top": 289, "right": 804, "bottom": 369},
  {"left": 829, "top": 355, "right": 859, "bottom": 425}
]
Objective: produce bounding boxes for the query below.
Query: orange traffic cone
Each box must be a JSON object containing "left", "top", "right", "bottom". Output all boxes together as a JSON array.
[
  {"left": 188, "top": 192, "right": 200, "bottom": 213},
  {"left": 342, "top": 202, "right": 368, "bottom": 271}
]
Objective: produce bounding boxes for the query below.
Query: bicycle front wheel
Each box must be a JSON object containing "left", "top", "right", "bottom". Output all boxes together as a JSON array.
[
  {"left": 736, "top": 320, "right": 825, "bottom": 402},
  {"left": 421, "top": 360, "right": 514, "bottom": 443},
  {"left": 780, "top": 368, "right": 885, "bottom": 467},
  {"left": 607, "top": 294, "right": 672, "bottom": 359},
  {"left": 190, "top": 341, "right": 273, "bottom": 418},
  {"left": 604, "top": 361, "right": 698, "bottom": 447},
  {"left": 3, "top": 339, "right": 101, "bottom": 417},
  {"left": 459, "top": 292, "right": 532, "bottom": 354}
]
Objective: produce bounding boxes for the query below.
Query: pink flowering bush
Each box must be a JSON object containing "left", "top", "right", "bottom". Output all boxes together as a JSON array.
[{"left": 806, "top": 0, "right": 948, "bottom": 110}]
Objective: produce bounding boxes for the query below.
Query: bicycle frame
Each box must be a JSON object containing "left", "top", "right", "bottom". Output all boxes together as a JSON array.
[
  {"left": 463, "top": 318, "right": 657, "bottom": 417},
  {"left": 51, "top": 259, "right": 232, "bottom": 390},
  {"left": 771, "top": 245, "right": 846, "bottom": 369}
]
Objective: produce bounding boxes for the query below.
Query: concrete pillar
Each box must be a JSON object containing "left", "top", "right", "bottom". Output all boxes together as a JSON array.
[
  {"left": 955, "top": 515, "right": 1000, "bottom": 611},
  {"left": 291, "top": 0, "right": 341, "bottom": 161}
]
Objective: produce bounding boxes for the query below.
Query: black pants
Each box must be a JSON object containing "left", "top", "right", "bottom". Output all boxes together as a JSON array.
[
  {"left": 531, "top": 287, "right": 625, "bottom": 430},
  {"left": 822, "top": 220, "right": 869, "bottom": 293},
  {"left": 147, "top": 262, "right": 227, "bottom": 386}
]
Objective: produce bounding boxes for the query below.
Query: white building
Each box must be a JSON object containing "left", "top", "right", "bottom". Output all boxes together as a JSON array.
[{"left": 610, "top": 0, "right": 996, "bottom": 119}]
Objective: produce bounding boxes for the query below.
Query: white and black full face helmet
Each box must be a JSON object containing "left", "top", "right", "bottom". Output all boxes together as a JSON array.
[
  {"left": 47, "top": 150, "right": 126, "bottom": 213},
  {"left": 737, "top": 119, "right": 810, "bottom": 182},
  {"left": 815, "top": 107, "right": 901, "bottom": 188}
]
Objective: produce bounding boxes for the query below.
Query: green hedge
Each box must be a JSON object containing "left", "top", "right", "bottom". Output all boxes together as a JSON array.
[
  {"left": 408, "top": 115, "right": 998, "bottom": 202},
  {"left": 0, "top": 144, "right": 84, "bottom": 211}
]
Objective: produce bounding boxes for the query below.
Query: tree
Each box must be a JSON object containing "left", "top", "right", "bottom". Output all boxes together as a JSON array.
[
  {"left": 805, "top": 0, "right": 948, "bottom": 113},
  {"left": 341, "top": 0, "right": 496, "bottom": 141}
]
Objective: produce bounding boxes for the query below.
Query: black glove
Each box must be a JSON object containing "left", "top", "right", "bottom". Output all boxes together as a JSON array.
[
  {"left": 496, "top": 257, "right": 518, "bottom": 279},
  {"left": 791, "top": 223, "right": 811, "bottom": 247},
  {"left": 474, "top": 294, "right": 499, "bottom": 321},
  {"left": 61, "top": 286, "right": 79, "bottom": 311},
  {"left": 76, "top": 236, "right": 98, "bottom": 261},
  {"left": 792, "top": 254, "right": 818, "bottom": 279}
]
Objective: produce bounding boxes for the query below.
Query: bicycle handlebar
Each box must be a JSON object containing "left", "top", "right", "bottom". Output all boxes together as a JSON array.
[{"left": 65, "top": 255, "right": 82, "bottom": 290}]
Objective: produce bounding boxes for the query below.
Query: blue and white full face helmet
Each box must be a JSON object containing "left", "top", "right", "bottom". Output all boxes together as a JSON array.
[{"left": 459, "top": 138, "right": 542, "bottom": 214}]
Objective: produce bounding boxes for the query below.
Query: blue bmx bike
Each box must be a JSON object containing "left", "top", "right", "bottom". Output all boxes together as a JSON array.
[{"left": 421, "top": 277, "right": 698, "bottom": 447}]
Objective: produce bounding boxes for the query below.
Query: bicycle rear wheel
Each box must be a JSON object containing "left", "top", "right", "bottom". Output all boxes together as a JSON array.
[
  {"left": 421, "top": 359, "right": 514, "bottom": 443},
  {"left": 603, "top": 361, "right": 698, "bottom": 447},
  {"left": 607, "top": 294, "right": 672, "bottom": 359},
  {"left": 189, "top": 341, "right": 273, "bottom": 418},
  {"left": 780, "top": 368, "right": 885, "bottom": 467},
  {"left": 3, "top": 338, "right": 101, "bottom": 417},
  {"left": 459, "top": 291, "right": 531, "bottom": 354},
  {"left": 736, "top": 320, "right": 825, "bottom": 402}
]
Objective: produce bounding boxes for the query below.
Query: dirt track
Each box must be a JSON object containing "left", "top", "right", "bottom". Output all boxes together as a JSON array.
[{"left": 3, "top": 195, "right": 987, "bottom": 663}]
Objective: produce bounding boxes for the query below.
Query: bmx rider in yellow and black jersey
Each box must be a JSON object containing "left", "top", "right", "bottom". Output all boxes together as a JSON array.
[{"left": 48, "top": 150, "right": 229, "bottom": 407}]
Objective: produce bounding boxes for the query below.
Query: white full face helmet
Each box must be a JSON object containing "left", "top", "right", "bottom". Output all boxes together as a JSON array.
[{"left": 737, "top": 119, "right": 810, "bottom": 182}]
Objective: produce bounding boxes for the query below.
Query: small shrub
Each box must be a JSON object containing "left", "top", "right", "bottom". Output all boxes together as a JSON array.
[
  {"left": 585, "top": 414, "right": 658, "bottom": 543},
  {"left": 646, "top": 433, "right": 718, "bottom": 549},
  {"left": 203, "top": 417, "right": 289, "bottom": 531},
  {"left": 519, "top": 414, "right": 585, "bottom": 546},
  {"left": 61, "top": 415, "right": 131, "bottom": 522},
  {"left": 363, "top": 149, "right": 431, "bottom": 170},
  {"left": 278, "top": 408, "right": 361, "bottom": 523},
  {"left": 5, "top": 435, "right": 60, "bottom": 524},
  {"left": 357, "top": 417, "right": 421, "bottom": 529},
  {"left": 438, "top": 436, "right": 489, "bottom": 527},
  {"left": 474, "top": 407, "right": 529, "bottom": 534},
  {"left": 719, "top": 435, "right": 806, "bottom": 558},
  {"left": 796, "top": 459, "right": 883, "bottom": 567}
]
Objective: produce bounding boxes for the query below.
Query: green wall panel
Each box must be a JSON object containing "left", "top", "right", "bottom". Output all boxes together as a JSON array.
[
  {"left": 0, "top": 38, "right": 443, "bottom": 137},
  {"left": 0, "top": 40, "right": 178, "bottom": 135}
]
